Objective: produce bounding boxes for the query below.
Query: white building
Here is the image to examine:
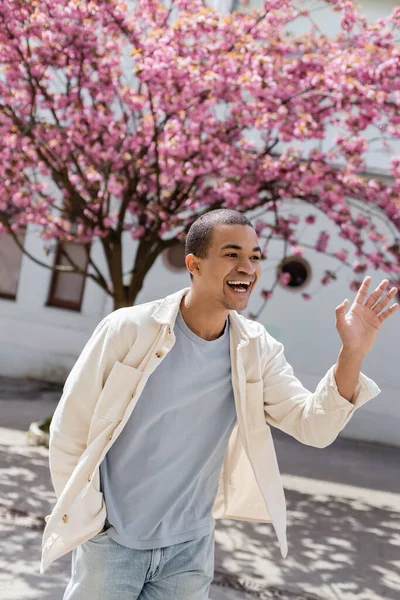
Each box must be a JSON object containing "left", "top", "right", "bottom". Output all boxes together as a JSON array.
[{"left": 0, "top": 0, "right": 399, "bottom": 446}]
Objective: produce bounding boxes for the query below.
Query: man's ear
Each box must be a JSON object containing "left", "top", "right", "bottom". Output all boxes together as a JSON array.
[{"left": 185, "top": 253, "right": 200, "bottom": 278}]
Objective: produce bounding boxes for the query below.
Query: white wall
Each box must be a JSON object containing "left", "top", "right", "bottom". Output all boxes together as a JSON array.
[{"left": 0, "top": 226, "right": 110, "bottom": 382}]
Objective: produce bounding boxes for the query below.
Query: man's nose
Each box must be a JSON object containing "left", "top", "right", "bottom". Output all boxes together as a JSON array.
[{"left": 237, "top": 259, "right": 255, "bottom": 274}]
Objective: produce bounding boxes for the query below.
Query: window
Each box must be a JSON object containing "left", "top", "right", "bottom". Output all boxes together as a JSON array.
[
  {"left": 0, "top": 231, "right": 25, "bottom": 300},
  {"left": 47, "top": 242, "right": 89, "bottom": 311},
  {"left": 162, "top": 243, "right": 187, "bottom": 272},
  {"left": 277, "top": 256, "right": 311, "bottom": 290}
]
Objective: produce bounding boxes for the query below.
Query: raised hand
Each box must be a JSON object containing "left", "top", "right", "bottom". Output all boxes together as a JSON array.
[{"left": 335, "top": 276, "right": 398, "bottom": 357}]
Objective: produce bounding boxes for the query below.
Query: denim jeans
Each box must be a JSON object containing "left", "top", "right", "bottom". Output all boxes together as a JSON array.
[{"left": 63, "top": 523, "right": 215, "bottom": 600}]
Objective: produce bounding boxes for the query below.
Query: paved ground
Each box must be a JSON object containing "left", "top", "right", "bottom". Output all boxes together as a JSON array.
[{"left": 0, "top": 376, "right": 399, "bottom": 600}]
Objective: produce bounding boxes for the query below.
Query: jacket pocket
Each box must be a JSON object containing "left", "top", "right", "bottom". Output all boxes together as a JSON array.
[
  {"left": 94, "top": 361, "right": 142, "bottom": 422},
  {"left": 246, "top": 380, "right": 266, "bottom": 430}
]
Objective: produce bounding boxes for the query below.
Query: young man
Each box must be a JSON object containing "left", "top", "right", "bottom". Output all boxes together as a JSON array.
[{"left": 41, "top": 209, "right": 398, "bottom": 599}]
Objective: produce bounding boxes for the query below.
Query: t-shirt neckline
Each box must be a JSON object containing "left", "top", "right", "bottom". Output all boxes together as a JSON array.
[{"left": 176, "top": 310, "right": 229, "bottom": 348}]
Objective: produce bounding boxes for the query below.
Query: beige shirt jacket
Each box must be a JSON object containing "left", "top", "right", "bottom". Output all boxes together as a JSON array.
[{"left": 40, "top": 287, "right": 381, "bottom": 574}]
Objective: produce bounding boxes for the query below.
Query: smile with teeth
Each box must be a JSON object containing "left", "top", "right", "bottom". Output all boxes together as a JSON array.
[{"left": 227, "top": 280, "right": 252, "bottom": 293}]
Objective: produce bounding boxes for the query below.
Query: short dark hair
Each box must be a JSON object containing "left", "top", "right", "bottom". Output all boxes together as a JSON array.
[{"left": 185, "top": 209, "right": 254, "bottom": 259}]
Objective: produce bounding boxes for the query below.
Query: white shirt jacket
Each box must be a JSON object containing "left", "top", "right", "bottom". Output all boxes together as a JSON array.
[{"left": 40, "top": 288, "right": 380, "bottom": 574}]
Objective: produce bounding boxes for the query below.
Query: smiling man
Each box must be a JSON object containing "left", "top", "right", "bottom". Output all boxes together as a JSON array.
[{"left": 42, "top": 209, "right": 398, "bottom": 600}]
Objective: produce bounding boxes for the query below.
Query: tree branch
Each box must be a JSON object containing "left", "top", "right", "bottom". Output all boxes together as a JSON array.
[{"left": 148, "top": 86, "right": 162, "bottom": 203}]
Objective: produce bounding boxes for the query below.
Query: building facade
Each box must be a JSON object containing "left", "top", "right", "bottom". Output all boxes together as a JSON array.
[{"left": 0, "top": 0, "right": 399, "bottom": 446}]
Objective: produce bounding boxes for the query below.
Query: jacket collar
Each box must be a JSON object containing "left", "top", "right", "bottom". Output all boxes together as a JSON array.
[{"left": 152, "top": 287, "right": 262, "bottom": 341}]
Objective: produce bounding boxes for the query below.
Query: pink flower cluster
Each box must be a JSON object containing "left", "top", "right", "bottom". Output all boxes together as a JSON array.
[{"left": 0, "top": 0, "right": 399, "bottom": 305}]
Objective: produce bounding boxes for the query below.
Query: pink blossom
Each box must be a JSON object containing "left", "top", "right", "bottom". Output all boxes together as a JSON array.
[
  {"left": 279, "top": 272, "right": 292, "bottom": 286},
  {"left": 131, "top": 226, "right": 146, "bottom": 240},
  {"left": 368, "top": 251, "right": 384, "bottom": 268},
  {"left": 352, "top": 261, "right": 367, "bottom": 274},
  {"left": 255, "top": 220, "right": 268, "bottom": 234},
  {"left": 339, "top": 1, "right": 358, "bottom": 32},
  {"left": 291, "top": 245, "right": 304, "bottom": 256},
  {"left": 350, "top": 280, "right": 362, "bottom": 292},
  {"left": 354, "top": 215, "right": 369, "bottom": 229},
  {"left": 368, "top": 229, "right": 385, "bottom": 243},
  {"left": 321, "top": 270, "right": 336, "bottom": 286},
  {"left": 315, "top": 231, "right": 329, "bottom": 253},
  {"left": 261, "top": 290, "right": 273, "bottom": 301},
  {"left": 334, "top": 249, "right": 348, "bottom": 261}
]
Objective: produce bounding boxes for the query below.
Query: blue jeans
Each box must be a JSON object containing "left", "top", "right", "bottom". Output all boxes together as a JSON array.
[{"left": 63, "top": 524, "right": 215, "bottom": 600}]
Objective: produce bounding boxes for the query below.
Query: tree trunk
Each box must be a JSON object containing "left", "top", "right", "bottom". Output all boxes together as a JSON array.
[
  {"left": 125, "top": 238, "right": 164, "bottom": 308},
  {"left": 108, "top": 238, "right": 126, "bottom": 310},
  {"left": 108, "top": 237, "right": 165, "bottom": 311},
  {"left": 102, "top": 233, "right": 179, "bottom": 311}
]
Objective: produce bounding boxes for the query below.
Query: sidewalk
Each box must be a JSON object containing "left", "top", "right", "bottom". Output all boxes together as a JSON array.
[{"left": 0, "top": 376, "right": 399, "bottom": 600}]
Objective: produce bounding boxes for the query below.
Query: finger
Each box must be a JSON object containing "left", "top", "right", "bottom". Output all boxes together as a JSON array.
[
  {"left": 354, "top": 276, "right": 372, "bottom": 305},
  {"left": 372, "top": 286, "right": 398, "bottom": 313},
  {"left": 335, "top": 299, "right": 349, "bottom": 324},
  {"left": 364, "top": 279, "right": 389, "bottom": 308},
  {"left": 335, "top": 298, "right": 349, "bottom": 316},
  {"left": 378, "top": 302, "right": 399, "bottom": 323}
]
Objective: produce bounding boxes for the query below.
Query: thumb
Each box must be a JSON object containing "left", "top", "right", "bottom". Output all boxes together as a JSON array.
[{"left": 335, "top": 298, "right": 349, "bottom": 320}]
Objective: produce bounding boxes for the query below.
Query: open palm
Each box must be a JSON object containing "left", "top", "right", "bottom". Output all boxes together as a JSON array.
[{"left": 336, "top": 277, "right": 399, "bottom": 356}]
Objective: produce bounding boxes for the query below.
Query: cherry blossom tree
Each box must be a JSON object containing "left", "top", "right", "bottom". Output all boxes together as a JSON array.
[{"left": 0, "top": 0, "right": 399, "bottom": 310}]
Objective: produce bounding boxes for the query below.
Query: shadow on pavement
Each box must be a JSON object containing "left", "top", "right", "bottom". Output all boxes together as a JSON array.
[
  {"left": 273, "top": 428, "right": 400, "bottom": 496},
  {"left": 0, "top": 442, "right": 71, "bottom": 600},
  {"left": 0, "top": 376, "right": 399, "bottom": 600},
  {"left": 215, "top": 488, "right": 400, "bottom": 600}
]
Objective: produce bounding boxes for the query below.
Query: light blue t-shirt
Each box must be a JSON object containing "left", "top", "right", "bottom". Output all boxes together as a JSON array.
[{"left": 99, "top": 310, "right": 236, "bottom": 549}]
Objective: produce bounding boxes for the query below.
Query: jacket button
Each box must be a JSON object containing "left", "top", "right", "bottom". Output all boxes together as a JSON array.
[
  {"left": 109, "top": 433, "right": 113, "bottom": 440},
  {"left": 87, "top": 474, "right": 91, "bottom": 482},
  {"left": 62, "top": 514, "right": 69, "bottom": 523},
  {"left": 155, "top": 351, "right": 163, "bottom": 358}
]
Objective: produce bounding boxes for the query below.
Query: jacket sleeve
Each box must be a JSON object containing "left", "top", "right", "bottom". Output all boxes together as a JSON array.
[
  {"left": 48, "top": 316, "right": 122, "bottom": 499},
  {"left": 260, "top": 330, "right": 381, "bottom": 448}
]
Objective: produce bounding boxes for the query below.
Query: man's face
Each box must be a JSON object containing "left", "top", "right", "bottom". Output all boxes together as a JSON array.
[{"left": 188, "top": 224, "right": 262, "bottom": 311}]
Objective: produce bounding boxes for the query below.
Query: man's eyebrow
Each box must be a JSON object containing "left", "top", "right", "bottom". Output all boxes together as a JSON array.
[{"left": 221, "top": 244, "right": 262, "bottom": 253}]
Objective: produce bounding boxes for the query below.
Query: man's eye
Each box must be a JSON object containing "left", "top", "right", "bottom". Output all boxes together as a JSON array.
[
  {"left": 226, "top": 253, "right": 238, "bottom": 257},
  {"left": 252, "top": 256, "right": 261, "bottom": 260}
]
